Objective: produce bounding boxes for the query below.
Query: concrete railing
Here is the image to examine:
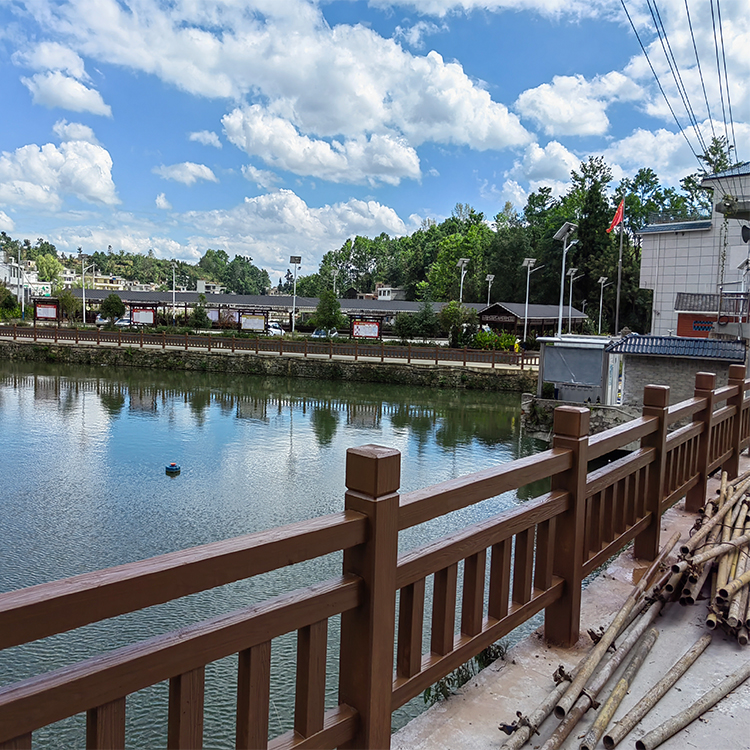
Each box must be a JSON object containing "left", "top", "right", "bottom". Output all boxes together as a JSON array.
[{"left": 0, "top": 367, "right": 747, "bottom": 749}]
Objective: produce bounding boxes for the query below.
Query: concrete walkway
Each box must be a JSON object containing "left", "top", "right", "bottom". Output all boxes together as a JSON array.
[{"left": 392, "top": 459, "right": 750, "bottom": 750}]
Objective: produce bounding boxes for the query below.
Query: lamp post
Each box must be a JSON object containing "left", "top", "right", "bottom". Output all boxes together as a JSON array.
[
  {"left": 485, "top": 274, "right": 494, "bottom": 306},
  {"left": 290, "top": 255, "right": 301, "bottom": 333},
  {"left": 598, "top": 276, "right": 613, "bottom": 334},
  {"left": 521, "top": 258, "right": 544, "bottom": 344},
  {"left": 567, "top": 268, "right": 583, "bottom": 333},
  {"left": 78, "top": 249, "right": 96, "bottom": 326},
  {"left": 457, "top": 258, "right": 469, "bottom": 303},
  {"left": 171, "top": 260, "right": 176, "bottom": 326},
  {"left": 554, "top": 222, "right": 578, "bottom": 337}
]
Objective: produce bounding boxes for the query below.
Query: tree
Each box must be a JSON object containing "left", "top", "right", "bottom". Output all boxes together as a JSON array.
[
  {"left": 438, "top": 301, "right": 478, "bottom": 347},
  {"left": 311, "top": 290, "right": 343, "bottom": 331},
  {"left": 57, "top": 289, "right": 80, "bottom": 325},
  {"left": 412, "top": 295, "right": 439, "bottom": 339},
  {"left": 99, "top": 293, "right": 125, "bottom": 323},
  {"left": 36, "top": 254, "right": 63, "bottom": 286}
]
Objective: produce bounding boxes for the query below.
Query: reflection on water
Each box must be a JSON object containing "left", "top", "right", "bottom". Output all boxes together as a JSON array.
[{"left": 0, "top": 360, "right": 547, "bottom": 747}]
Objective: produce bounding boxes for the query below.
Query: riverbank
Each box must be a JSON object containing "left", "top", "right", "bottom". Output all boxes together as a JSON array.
[{"left": 0, "top": 340, "right": 537, "bottom": 391}]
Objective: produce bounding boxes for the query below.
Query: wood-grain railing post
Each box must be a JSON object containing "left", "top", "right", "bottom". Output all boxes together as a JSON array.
[
  {"left": 545, "top": 405, "right": 589, "bottom": 647},
  {"left": 634, "top": 384, "right": 669, "bottom": 561},
  {"left": 339, "top": 445, "right": 400, "bottom": 749},
  {"left": 236, "top": 642, "right": 271, "bottom": 750},
  {"left": 168, "top": 667, "right": 205, "bottom": 749},
  {"left": 686, "top": 372, "right": 716, "bottom": 513},
  {"left": 725, "top": 364, "right": 746, "bottom": 480},
  {"left": 86, "top": 698, "right": 126, "bottom": 749}
]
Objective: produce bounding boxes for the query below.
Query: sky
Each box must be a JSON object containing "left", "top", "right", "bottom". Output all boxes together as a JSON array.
[{"left": 0, "top": 0, "right": 749, "bottom": 283}]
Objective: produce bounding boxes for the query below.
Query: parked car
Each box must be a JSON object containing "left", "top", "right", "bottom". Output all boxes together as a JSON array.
[
  {"left": 95, "top": 314, "right": 111, "bottom": 326},
  {"left": 311, "top": 328, "right": 338, "bottom": 339},
  {"left": 114, "top": 317, "right": 135, "bottom": 328},
  {"left": 265, "top": 322, "right": 285, "bottom": 336}
]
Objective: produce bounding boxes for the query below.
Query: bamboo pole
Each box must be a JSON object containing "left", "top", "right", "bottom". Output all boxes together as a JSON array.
[
  {"left": 540, "top": 599, "right": 665, "bottom": 750},
  {"left": 634, "top": 658, "right": 750, "bottom": 750},
  {"left": 602, "top": 632, "right": 712, "bottom": 749},
  {"left": 499, "top": 597, "right": 650, "bottom": 750},
  {"left": 673, "top": 530, "right": 750, "bottom": 575},
  {"left": 555, "top": 532, "right": 680, "bottom": 719},
  {"left": 579, "top": 628, "right": 659, "bottom": 750},
  {"left": 679, "top": 477, "right": 750, "bottom": 556}
]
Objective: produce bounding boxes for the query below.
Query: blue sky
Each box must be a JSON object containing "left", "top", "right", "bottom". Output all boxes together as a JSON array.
[{"left": 0, "top": 0, "right": 748, "bottom": 281}]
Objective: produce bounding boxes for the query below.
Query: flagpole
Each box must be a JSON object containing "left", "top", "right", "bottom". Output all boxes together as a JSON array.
[{"left": 614, "top": 206, "right": 624, "bottom": 335}]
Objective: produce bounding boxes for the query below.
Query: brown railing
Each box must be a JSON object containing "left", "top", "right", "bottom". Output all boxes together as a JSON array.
[
  {"left": 1, "top": 367, "right": 748, "bottom": 749},
  {"left": 0, "top": 324, "right": 539, "bottom": 369}
]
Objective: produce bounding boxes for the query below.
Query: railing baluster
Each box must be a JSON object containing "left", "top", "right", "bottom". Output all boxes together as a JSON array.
[
  {"left": 86, "top": 697, "right": 126, "bottom": 750},
  {"left": 461, "top": 550, "right": 486, "bottom": 637},
  {"left": 236, "top": 641, "right": 271, "bottom": 750},
  {"left": 168, "top": 667, "right": 205, "bottom": 749},
  {"left": 0, "top": 734, "right": 32, "bottom": 749},
  {"left": 534, "top": 518, "right": 556, "bottom": 591},
  {"left": 431, "top": 564, "right": 457, "bottom": 655},
  {"left": 512, "top": 529, "right": 533, "bottom": 605},
  {"left": 397, "top": 579, "right": 425, "bottom": 678},
  {"left": 295, "top": 620, "right": 327, "bottom": 737},
  {"left": 488, "top": 539, "right": 511, "bottom": 620}
]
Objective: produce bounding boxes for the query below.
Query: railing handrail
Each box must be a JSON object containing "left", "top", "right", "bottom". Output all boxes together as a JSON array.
[
  {"left": 0, "top": 510, "right": 367, "bottom": 650},
  {"left": 398, "top": 448, "right": 571, "bottom": 529}
]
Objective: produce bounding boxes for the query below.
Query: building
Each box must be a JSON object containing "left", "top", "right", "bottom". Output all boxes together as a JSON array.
[
  {"left": 479, "top": 302, "right": 587, "bottom": 338},
  {"left": 639, "top": 163, "right": 750, "bottom": 336}
]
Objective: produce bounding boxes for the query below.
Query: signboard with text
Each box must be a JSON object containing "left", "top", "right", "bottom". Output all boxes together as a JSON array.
[
  {"left": 240, "top": 313, "right": 266, "bottom": 331},
  {"left": 35, "top": 302, "right": 58, "bottom": 320},
  {"left": 132, "top": 308, "right": 155, "bottom": 326},
  {"left": 353, "top": 320, "right": 380, "bottom": 339}
]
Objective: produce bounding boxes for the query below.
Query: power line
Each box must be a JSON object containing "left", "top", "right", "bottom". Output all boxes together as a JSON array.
[
  {"left": 683, "top": 0, "right": 715, "bottom": 140},
  {"left": 716, "top": 0, "right": 738, "bottom": 163},
  {"left": 620, "top": 0, "right": 701, "bottom": 164}
]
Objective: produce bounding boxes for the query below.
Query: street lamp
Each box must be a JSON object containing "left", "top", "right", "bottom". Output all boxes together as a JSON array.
[
  {"left": 78, "top": 249, "right": 96, "bottom": 326},
  {"left": 521, "top": 258, "right": 544, "bottom": 344},
  {"left": 567, "top": 268, "right": 583, "bottom": 333},
  {"left": 290, "top": 255, "right": 301, "bottom": 333},
  {"left": 485, "top": 274, "right": 495, "bottom": 306},
  {"left": 554, "top": 222, "right": 578, "bottom": 337},
  {"left": 457, "top": 258, "right": 469, "bottom": 303},
  {"left": 598, "top": 276, "right": 613, "bottom": 334},
  {"left": 171, "top": 260, "right": 177, "bottom": 326}
]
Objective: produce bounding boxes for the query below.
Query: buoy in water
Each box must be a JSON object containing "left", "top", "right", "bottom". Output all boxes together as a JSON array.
[{"left": 165, "top": 462, "right": 181, "bottom": 475}]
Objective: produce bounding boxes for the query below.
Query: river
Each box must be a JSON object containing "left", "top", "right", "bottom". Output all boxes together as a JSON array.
[{"left": 0, "top": 360, "right": 547, "bottom": 747}]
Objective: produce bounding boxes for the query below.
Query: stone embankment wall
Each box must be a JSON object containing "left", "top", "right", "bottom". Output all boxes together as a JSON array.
[
  {"left": 521, "top": 395, "right": 638, "bottom": 442},
  {"left": 0, "top": 341, "right": 537, "bottom": 392}
]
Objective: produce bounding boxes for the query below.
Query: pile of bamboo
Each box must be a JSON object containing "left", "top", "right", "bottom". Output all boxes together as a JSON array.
[
  {"left": 498, "top": 519, "right": 750, "bottom": 750},
  {"left": 671, "top": 470, "right": 750, "bottom": 642}
]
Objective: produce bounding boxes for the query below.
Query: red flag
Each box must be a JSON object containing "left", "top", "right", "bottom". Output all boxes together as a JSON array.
[{"left": 607, "top": 199, "right": 624, "bottom": 234}]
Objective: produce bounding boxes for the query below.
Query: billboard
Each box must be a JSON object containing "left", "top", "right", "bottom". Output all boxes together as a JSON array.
[
  {"left": 35, "top": 303, "right": 57, "bottom": 320},
  {"left": 132, "top": 308, "right": 155, "bottom": 326},
  {"left": 353, "top": 320, "right": 380, "bottom": 339},
  {"left": 240, "top": 313, "right": 266, "bottom": 331}
]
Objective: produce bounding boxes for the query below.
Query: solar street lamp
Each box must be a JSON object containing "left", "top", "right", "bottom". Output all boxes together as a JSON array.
[
  {"left": 485, "top": 274, "right": 495, "bottom": 306},
  {"left": 598, "top": 276, "right": 613, "bottom": 334},
  {"left": 457, "top": 258, "right": 469, "bottom": 303},
  {"left": 554, "top": 222, "right": 578, "bottom": 337},
  {"left": 521, "top": 258, "right": 543, "bottom": 344},
  {"left": 567, "top": 268, "right": 583, "bottom": 333},
  {"left": 290, "top": 255, "right": 301, "bottom": 333}
]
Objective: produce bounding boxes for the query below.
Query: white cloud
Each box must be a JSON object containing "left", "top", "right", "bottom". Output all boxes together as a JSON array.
[
  {"left": 393, "top": 21, "right": 446, "bottom": 49},
  {"left": 53, "top": 119, "right": 100, "bottom": 145},
  {"left": 189, "top": 130, "right": 222, "bottom": 148},
  {"left": 242, "top": 165, "right": 281, "bottom": 190},
  {"left": 0, "top": 211, "right": 15, "bottom": 232},
  {"left": 183, "top": 189, "right": 419, "bottom": 273},
  {"left": 515, "top": 72, "right": 642, "bottom": 137},
  {"left": 13, "top": 42, "right": 89, "bottom": 80},
  {"left": 17, "top": 0, "right": 531, "bottom": 174},
  {"left": 0, "top": 140, "right": 119, "bottom": 209},
  {"left": 156, "top": 193, "right": 172, "bottom": 209},
  {"left": 371, "top": 0, "right": 614, "bottom": 18},
  {"left": 154, "top": 162, "right": 218, "bottom": 185},
  {"left": 224, "top": 106, "right": 421, "bottom": 185},
  {"left": 21, "top": 71, "right": 112, "bottom": 116}
]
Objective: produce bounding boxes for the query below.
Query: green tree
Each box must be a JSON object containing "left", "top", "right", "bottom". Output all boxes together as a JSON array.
[
  {"left": 311, "top": 290, "right": 343, "bottom": 331},
  {"left": 394, "top": 312, "right": 415, "bottom": 342},
  {"left": 438, "top": 301, "right": 478, "bottom": 347},
  {"left": 99, "top": 293, "right": 125, "bottom": 323},
  {"left": 413, "top": 295, "right": 439, "bottom": 339},
  {"left": 57, "top": 289, "right": 80, "bottom": 325},
  {"left": 36, "top": 254, "right": 63, "bottom": 286}
]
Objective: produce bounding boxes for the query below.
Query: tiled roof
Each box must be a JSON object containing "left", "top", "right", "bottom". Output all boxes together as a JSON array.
[
  {"left": 605, "top": 335, "right": 746, "bottom": 361},
  {"left": 674, "top": 292, "right": 748, "bottom": 315},
  {"left": 638, "top": 220, "right": 712, "bottom": 234},
  {"left": 491, "top": 302, "right": 587, "bottom": 321}
]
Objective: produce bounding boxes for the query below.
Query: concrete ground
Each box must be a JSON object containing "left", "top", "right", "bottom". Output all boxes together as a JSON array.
[{"left": 392, "top": 459, "right": 750, "bottom": 750}]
